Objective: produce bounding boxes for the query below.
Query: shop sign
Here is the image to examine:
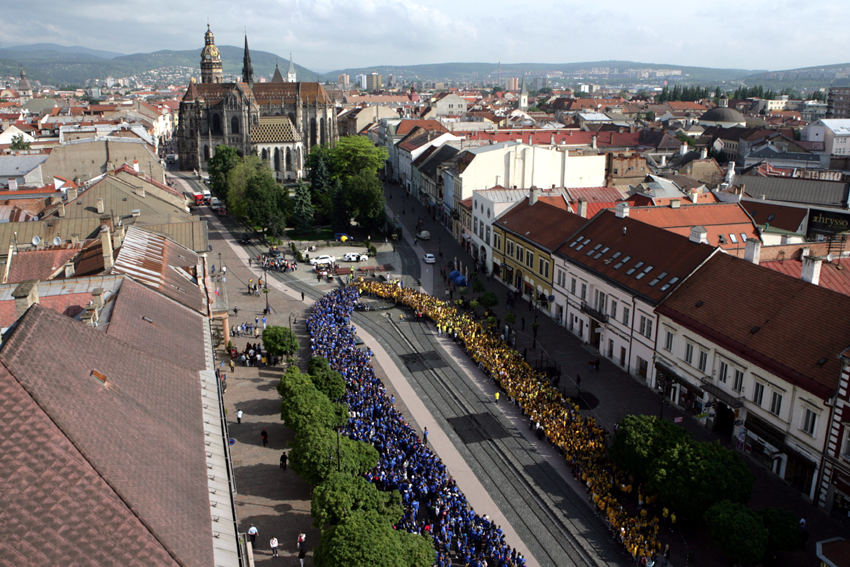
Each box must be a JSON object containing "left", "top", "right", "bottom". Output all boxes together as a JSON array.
[{"left": 807, "top": 208, "right": 850, "bottom": 236}]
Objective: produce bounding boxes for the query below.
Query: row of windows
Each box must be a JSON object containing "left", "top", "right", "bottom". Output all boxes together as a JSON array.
[
  {"left": 566, "top": 275, "right": 631, "bottom": 326},
  {"left": 503, "top": 238, "right": 550, "bottom": 279}
]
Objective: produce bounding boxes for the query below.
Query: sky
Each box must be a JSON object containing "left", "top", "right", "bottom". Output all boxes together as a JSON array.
[{"left": 2, "top": 0, "right": 848, "bottom": 73}]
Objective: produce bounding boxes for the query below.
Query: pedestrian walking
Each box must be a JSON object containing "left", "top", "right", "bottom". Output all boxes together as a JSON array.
[
  {"left": 298, "top": 546, "right": 306, "bottom": 567},
  {"left": 270, "top": 537, "right": 279, "bottom": 557},
  {"left": 495, "top": 391, "right": 500, "bottom": 405},
  {"left": 576, "top": 374, "right": 582, "bottom": 391},
  {"left": 280, "top": 452, "right": 288, "bottom": 470},
  {"left": 261, "top": 428, "right": 268, "bottom": 447},
  {"left": 297, "top": 531, "right": 306, "bottom": 552},
  {"left": 262, "top": 316, "right": 267, "bottom": 329},
  {"left": 301, "top": 290, "right": 305, "bottom": 301},
  {"left": 229, "top": 358, "right": 235, "bottom": 372},
  {"left": 248, "top": 525, "right": 258, "bottom": 547},
  {"left": 236, "top": 409, "right": 243, "bottom": 424},
  {"left": 423, "top": 427, "right": 429, "bottom": 446}
]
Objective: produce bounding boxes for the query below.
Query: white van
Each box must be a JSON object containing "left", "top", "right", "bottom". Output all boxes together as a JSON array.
[
  {"left": 209, "top": 197, "right": 221, "bottom": 210},
  {"left": 202, "top": 189, "right": 211, "bottom": 202},
  {"left": 417, "top": 231, "right": 431, "bottom": 240}
]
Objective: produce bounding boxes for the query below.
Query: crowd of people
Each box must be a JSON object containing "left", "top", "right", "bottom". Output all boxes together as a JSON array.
[
  {"left": 257, "top": 254, "right": 300, "bottom": 273},
  {"left": 356, "top": 280, "right": 667, "bottom": 566},
  {"left": 307, "top": 285, "right": 527, "bottom": 567}
]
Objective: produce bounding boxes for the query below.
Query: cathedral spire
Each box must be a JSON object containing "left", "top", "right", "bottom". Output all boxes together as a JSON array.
[
  {"left": 200, "top": 25, "right": 223, "bottom": 83},
  {"left": 271, "top": 61, "right": 284, "bottom": 83},
  {"left": 242, "top": 33, "right": 254, "bottom": 86},
  {"left": 287, "top": 53, "right": 297, "bottom": 83}
]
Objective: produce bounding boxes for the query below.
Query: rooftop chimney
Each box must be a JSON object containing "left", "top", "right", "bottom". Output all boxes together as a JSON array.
[
  {"left": 670, "top": 199, "right": 681, "bottom": 209},
  {"left": 689, "top": 226, "right": 708, "bottom": 244},
  {"left": 66, "top": 188, "right": 78, "bottom": 201},
  {"left": 529, "top": 186, "right": 539, "bottom": 206},
  {"left": 592, "top": 136, "right": 597, "bottom": 150},
  {"left": 133, "top": 159, "right": 140, "bottom": 172},
  {"left": 58, "top": 202, "right": 66, "bottom": 217},
  {"left": 91, "top": 287, "right": 104, "bottom": 308},
  {"left": 725, "top": 162, "right": 735, "bottom": 184},
  {"left": 12, "top": 280, "right": 39, "bottom": 319},
  {"left": 70, "top": 233, "right": 79, "bottom": 245},
  {"left": 577, "top": 197, "right": 588, "bottom": 218},
  {"left": 679, "top": 143, "right": 688, "bottom": 156},
  {"left": 801, "top": 255, "right": 822, "bottom": 285},
  {"left": 112, "top": 224, "right": 124, "bottom": 250},
  {"left": 96, "top": 198, "right": 104, "bottom": 214},
  {"left": 660, "top": 155, "right": 667, "bottom": 166},
  {"left": 615, "top": 202, "right": 630, "bottom": 218},
  {"left": 8, "top": 179, "right": 18, "bottom": 191},
  {"left": 138, "top": 186, "right": 145, "bottom": 198},
  {"left": 101, "top": 226, "right": 114, "bottom": 270},
  {"left": 700, "top": 147, "right": 708, "bottom": 159},
  {"left": 63, "top": 261, "right": 75, "bottom": 279},
  {"left": 744, "top": 239, "right": 761, "bottom": 264}
]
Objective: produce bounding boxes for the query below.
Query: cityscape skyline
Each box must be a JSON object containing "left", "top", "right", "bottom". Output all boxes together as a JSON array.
[{"left": 1, "top": 0, "right": 849, "bottom": 73}]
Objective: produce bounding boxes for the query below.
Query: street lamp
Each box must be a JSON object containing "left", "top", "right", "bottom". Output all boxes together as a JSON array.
[
  {"left": 288, "top": 311, "right": 298, "bottom": 334},
  {"left": 263, "top": 265, "right": 269, "bottom": 314}
]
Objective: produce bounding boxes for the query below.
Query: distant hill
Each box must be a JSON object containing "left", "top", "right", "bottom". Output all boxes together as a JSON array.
[
  {"left": 4, "top": 43, "right": 124, "bottom": 60},
  {"left": 737, "top": 61, "right": 850, "bottom": 89},
  {"left": 0, "top": 45, "right": 318, "bottom": 86},
  {"left": 323, "top": 60, "right": 762, "bottom": 85}
]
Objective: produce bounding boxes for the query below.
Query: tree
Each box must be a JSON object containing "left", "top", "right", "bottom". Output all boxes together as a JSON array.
[
  {"left": 278, "top": 367, "right": 348, "bottom": 433},
  {"left": 478, "top": 291, "right": 499, "bottom": 310},
  {"left": 263, "top": 325, "right": 299, "bottom": 357},
  {"left": 308, "top": 357, "right": 346, "bottom": 401},
  {"left": 472, "top": 279, "right": 486, "bottom": 294},
  {"left": 609, "top": 415, "right": 691, "bottom": 483},
  {"left": 311, "top": 472, "right": 403, "bottom": 527},
  {"left": 705, "top": 500, "right": 768, "bottom": 565},
  {"left": 291, "top": 181, "right": 315, "bottom": 235},
  {"left": 289, "top": 425, "right": 379, "bottom": 486},
  {"left": 328, "top": 136, "right": 388, "bottom": 182},
  {"left": 675, "top": 131, "right": 695, "bottom": 147},
  {"left": 244, "top": 168, "right": 290, "bottom": 237},
  {"left": 346, "top": 170, "right": 386, "bottom": 234},
  {"left": 648, "top": 440, "right": 754, "bottom": 520},
  {"left": 313, "top": 510, "right": 434, "bottom": 567},
  {"left": 226, "top": 155, "right": 264, "bottom": 218},
  {"left": 10, "top": 134, "right": 30, "bottom": 150},
  {"left": 758, "top": 507, "right": 802, "bottom": 557},
  {"left": 308, "top": 150, "right": 333, "bottom": 217},
  {"left": 207, "top": 145, "right": 241, "bottom": 198},
  {"left": 330, "top": 179, "right": 350, "bottom": 233}
]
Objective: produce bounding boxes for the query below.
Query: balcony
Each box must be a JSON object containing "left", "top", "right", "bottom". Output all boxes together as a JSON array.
[{"left": 580, "top": 301, "right": 609, "bottom": 323}]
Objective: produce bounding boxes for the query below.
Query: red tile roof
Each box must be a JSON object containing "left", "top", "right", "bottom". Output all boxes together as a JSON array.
[
  {"left": 496, "top": 198, "right": 587, "bottom": 251},
  {"left": 0, "top": 304, "right": 213, "bottom": 566},
  {"left": 6, "top": 247, "right": 81, "bottom": 283},
  {"left": 657, "top": 253, "right": 850, "bottom": 399},
  {"left": 760, "top": 258, "right": 850, "bottom": 297},
  {"left": 395, "top": 120, "right": 448, "bottom": 136},
  {"left": 556, "top": 210, "right": 718, "bottom": 304},
  {"left": 625, "top": 203, "right": 760, "bottom": 251}
]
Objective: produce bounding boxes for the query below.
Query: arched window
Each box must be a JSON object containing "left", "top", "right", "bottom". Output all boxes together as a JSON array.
[
  {"left": 310, "top": 118, "right": 317, "bottom": 148},
  {"left": 285, "top": 148, "right": 292, "bottom": 171},
  {"left": 320, "top": 117, "right": 326, "bottom": 146},
  {"left": 261, "top": 148, "right": 269, "bottom": 162},
  {"left": 231, "top": 116, "right": 240, "bottom": 134},
  {"left": 274, "top": 148, "right": 281, "bottom": 172},
  {"left": 203, "top": 145, "right": 210, "bottom": 161},
  {"left": 212, "top": 113, "right": 222, "bottom": 135}
]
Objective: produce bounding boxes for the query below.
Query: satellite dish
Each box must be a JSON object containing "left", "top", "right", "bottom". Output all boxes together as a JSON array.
[
  {"left": 827, "top": 253, "right": 835, "bottom": 262},
  {"left": 53, "top": 236, "right": 62, "bottom": 246},
  {"left": 31, "top": 236, "right": 41, "bottom": 247}
]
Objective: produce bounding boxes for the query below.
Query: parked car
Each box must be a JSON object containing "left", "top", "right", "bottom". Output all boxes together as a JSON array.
[
  {"left": 417, "top": 231, "right": 431, "bottom": 240},
  {"left": 343, "top": 252, "right": 368, "bottom": 262},
  {"left": 309, "top": 255, "right": 335, "bottom": 265},
  {"left": 423, "top": 253, "right": 436, "bottom": 264},
  {"left": 266, "top": 247, "right": 282, "bottom": 258},
  {"left": 238, "top": 234, "right": 251, "bottom": 245}
]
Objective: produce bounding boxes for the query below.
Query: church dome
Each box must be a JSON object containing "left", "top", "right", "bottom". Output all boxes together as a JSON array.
[
  {"left": 18, "top": 68, "right": 31, "bottom": 91},
  {"left": 700, "top": 106, "right": 745, "bottom": 125}
]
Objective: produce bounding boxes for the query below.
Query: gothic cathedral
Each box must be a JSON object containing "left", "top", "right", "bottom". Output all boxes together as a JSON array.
[{"left": 177, "top": 25, "right": 338, "bottom": 181}]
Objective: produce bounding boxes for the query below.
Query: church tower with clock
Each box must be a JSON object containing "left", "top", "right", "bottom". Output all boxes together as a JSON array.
[{"left": 200, "top": 25, "right": 223, "bottom": 83}]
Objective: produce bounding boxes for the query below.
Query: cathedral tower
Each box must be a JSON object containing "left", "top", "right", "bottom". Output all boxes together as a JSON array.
[
  {"left": 242, "top": 34, "right": 254, "bottom": 86},
  {"left": 18, "top": 67, "right": 32, "bottom": 104},
  {"left": 287, "top": 54, "right": 297, "bottom": 83},
  {"left": 200, "top": 25, "right": 223, "bottom": 84}
]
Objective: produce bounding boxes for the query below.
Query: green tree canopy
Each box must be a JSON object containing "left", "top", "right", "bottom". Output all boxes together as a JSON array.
[
  {"left": 313, "top": 510, "right": 434, "bottom": 567},
  {"left": 648, "top": 440, "right": 753, "bottom": 520},
  {"left": 346, "top": 170, "right": 386, "bottom": 234},
  {"left": 311, "top": 472, "right": 403, "bottom": 528},
  {"left": 308, "top": 357, "right": 347, "bottom": 401},
  {"left": 279, "top": 366, "right": 348, "bottom": 433},
  {"left": 758, "top": 507, "right": 802, "bottom": 556},
  {"left": 472, "top": 279, "right": 486, "bottom": 293},
  {"left": 289, "top": 425, "right": 379, "bottom": 486},
  {"left": 291, "top": 181, "right": 315, "bottom": 235},
  {"left": 328, "top": 136, "right": 389, "bottom": 182},
  {"left": 705, "top": 500, "right": 768, "bottom": 565},
  {"left": 478, "top": 291, "right": 499, "bottom": 310},
  {"left": 225, "top": 155, "right": 264, "bottom": 218},
  {"left": 330, "top": 178, "right": 350, "bottom": 233},
  {"left": 243, "top": 167, "right": 290, "bottom": 237},
  {"left": 263, "top": 326, "right": 299, "bottom": 357},
  {"left": 609, "top": 415, "right": 691, "bottom": 483},
  {"left": 10, "top": 134, "right": 31, "bottom": 150},
  {"left": 207, "top": 145, "right": 241, "bottom": 198},
  {"left": 308, "top": 150, "right": 333, "bottom": 218}
]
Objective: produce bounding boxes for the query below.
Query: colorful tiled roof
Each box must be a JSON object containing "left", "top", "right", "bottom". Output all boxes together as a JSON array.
[{"left": 250, "top": 116, "right": 301, "bottom": 144}]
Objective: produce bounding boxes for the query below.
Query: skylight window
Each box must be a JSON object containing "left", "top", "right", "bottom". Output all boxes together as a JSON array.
[
  {"left": 635, "top": 265, "right": 654, "bottom": 280},
  {"left": 659, "top": 276, "right": 680, "bottom": 292},
  {"left": 569, "top": 238, "right": 582, "bottom": 248},
  {"left": 587, "top": 243, "right": 603, "bottom": 256},
  {"left": 626, "top": 261, "right": 645, "bottom": 276},
  {"left": 575, "top": 237, "right": 591, "bottom": 251},
  {"left": 729, "top": 233, "right": 738, "bottom": 243},
  {"left": 648, "top": 271, "right": 668, "bottom": 286},
  {"left": 718, "top": 235, "right": 727, "bottom": 244},
  {"left": 613, "top": 255, "right": 631, "bottom": 269},
  {"left": 594, "top": 246, "right": 610, "bottom": 259},
  {"left": 740, "top": 233, "right": 748, "bottom": 242},
  {"left": 611, "top": 251, "right": 621, "bottom": 259}
]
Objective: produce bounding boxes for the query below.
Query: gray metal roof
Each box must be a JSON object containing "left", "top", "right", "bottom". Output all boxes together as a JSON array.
[
  {"left": 735, "top": 175, "right": 850, "bottom": 208},
  {"left": 0, "top": 155, "right": 48, "bottom": 177},
  {"left": 417, "top": 145, "right": 459, "bottom": 179}
]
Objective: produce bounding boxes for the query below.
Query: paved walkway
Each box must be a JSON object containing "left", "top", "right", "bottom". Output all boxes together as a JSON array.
[{"left": 384, "top": 181, "right": 850, "bottom": 567}]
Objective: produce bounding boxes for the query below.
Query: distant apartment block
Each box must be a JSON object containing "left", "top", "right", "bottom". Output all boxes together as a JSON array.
[
  {"left": 337, "top": 74, "right": 350, "bottom": 86},
  {"left": 827, "top": 87, "right": 850, "bottom": 118},
  {"left": 366, "top": 73, "right": 382, "bottom": 91}
]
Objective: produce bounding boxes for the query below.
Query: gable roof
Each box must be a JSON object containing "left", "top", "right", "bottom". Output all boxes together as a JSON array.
[
  {"left": 0, "top": 304, "right": 215, "bottom": 566},
  {"left": 760, "top": 258, "right": 850, "bottom": 297},
  {"left": 740, "top": 201, "right": 808, "bottom": 233},
  {"left": 555, "top": 210, "right": 717, "bottom": 304},
  {"left": 6, "top": 246, "right": 81, "bottom": 283},
  {"left": 394, "top": 119, "right": 448, "bottom": 136},
  {"left": 625, "top": 202, "right": 760, "bottom": 251},
  {"left": 250, "top": 115, "right": 301, "bottom": 144},
  {"left": 495, "top": 198, "right": 586, "bottom": 251},
  {"left": 736, "top": 175, "right": 850, "bottom": 208},
  {"left": 657, "top": 253, "right": 850, "bottom": 399}
]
